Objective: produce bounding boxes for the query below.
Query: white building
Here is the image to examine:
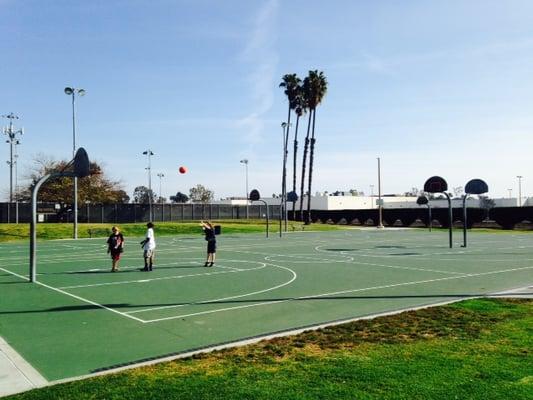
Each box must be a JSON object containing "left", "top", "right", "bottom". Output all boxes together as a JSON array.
[{"left": 213, "top": 194, "right": 529, "bottom": 210}]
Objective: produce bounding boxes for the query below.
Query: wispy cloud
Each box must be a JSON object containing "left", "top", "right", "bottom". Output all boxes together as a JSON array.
[{"left": 237, "top": 0, "right": 279, "bottom": 156}]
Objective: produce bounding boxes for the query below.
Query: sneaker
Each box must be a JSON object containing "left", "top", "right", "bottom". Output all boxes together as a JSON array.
[
  {"left": 208, "top": 262, "right": 214, "bottom": 267},
  {"left": 204, "top": 262, "right": 209, "bottom": 267}
]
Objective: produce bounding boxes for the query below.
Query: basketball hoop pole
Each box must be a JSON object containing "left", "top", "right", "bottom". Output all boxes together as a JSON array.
[
  {"left": 30, "top": 172, "right": 72, "bottom": 282},
  {"left": 462, "top": 195, "right": 468, "bottom": 247},
  {"left": 377, "top": 157, "right": 384, "bottom": 228},
  {"left": 444, "top": 192, "right": 452, "bottom": 248}
]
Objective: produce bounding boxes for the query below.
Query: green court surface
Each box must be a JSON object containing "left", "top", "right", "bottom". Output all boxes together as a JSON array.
[{"left": 0, "top": 228, "right": 531, "bottom": 381}]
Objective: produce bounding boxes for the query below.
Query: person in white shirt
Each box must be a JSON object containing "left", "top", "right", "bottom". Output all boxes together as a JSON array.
[{"left": 140, "top": 222, "right": 156, "bottom": 271}]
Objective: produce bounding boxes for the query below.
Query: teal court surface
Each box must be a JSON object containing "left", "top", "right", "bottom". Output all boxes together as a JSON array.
[{"left": 0, "top": 228, "right": 532, "bottom": 382}]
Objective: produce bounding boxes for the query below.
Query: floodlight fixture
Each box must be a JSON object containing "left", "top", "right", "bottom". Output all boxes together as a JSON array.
[{"left": 64, "top": 87, "right": 73, "bottom": 95}]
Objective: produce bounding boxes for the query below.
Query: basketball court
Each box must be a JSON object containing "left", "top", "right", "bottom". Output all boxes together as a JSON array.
[{"left": 0, "top": 228, "right": 531, "bottom": 384}]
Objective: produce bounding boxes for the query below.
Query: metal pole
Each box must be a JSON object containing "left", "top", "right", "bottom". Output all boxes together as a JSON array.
[
  {"left": 427, "top": 204, "right": 432, "bottom": 232},
  {"left": 72, "top": 93, "right": 79, "bottom": 239},
  {"left": 252, "top": 200, "right": 269, "bottom": 237},
  {"left": 14, "top": 143, "right": 19, "bottom": 224},
  {"left": 462, "top": 195, "right": 467, "bottom": 247},
  {"left": 517, "top": 176, "right": 523, "bottom": 206},
  {"left": 144, "top": 150, "right": 154, "bottom": 221},
  {"left": 377, "top": 157, "right": 384, "bottom": 228},
  {"left": 2, "top": 113, "right": 22, "bottom": 223},
  {"left": 148, "top": 152, "right": 152, "bottom": 221},
  {"left": 31, "top": 173, "right": 61, "bottom": 282},
  {"left": 240, "top": 159, "right": 249, "bottom": 218},
  {"left": 245, "top": 162, "right": 249, "bottom": 219},
  {"left": 444, "top": 192, "right": 453, "bottom": 248}
]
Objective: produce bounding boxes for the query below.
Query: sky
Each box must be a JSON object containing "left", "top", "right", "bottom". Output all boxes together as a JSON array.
[{"left": 1, "top": 0, "right": 533, "bottom": 201}]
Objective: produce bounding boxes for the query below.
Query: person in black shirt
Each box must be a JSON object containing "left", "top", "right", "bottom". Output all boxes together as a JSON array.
[
  {"left": 200, "top": 220, "right": 216, "bottom": 267},
  {"left": 107, "top": 226, "right": 125, "bottom": 272}
]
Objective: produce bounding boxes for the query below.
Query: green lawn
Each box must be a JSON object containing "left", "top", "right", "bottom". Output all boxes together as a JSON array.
[
  {"left": 0, "top": 220, "right": 345, "bottom": 242},
  {"left": 7, "top": 298, "right": 532, "bottom": 400}
]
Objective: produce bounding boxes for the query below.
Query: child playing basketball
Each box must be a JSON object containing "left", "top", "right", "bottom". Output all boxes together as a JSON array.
[
  {"left": 107, "top": 226, "right": 125, "bottom": 272},
  {"left": 200, "top": 220, "right": 216, "bottom": 267}
]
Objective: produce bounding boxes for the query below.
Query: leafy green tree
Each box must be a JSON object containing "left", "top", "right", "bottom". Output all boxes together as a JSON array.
[
  {"left": 189, "top": 184, "right": 214, "bottom": 203},
  {"left": 170, "top": 192, "right": 189, "bottom": 203},
  {"left": 20, "top": 155, "right": 128, "bottom": 203},
  {"left": 132, "top": 186, "right": 155, "bottom": 204}
]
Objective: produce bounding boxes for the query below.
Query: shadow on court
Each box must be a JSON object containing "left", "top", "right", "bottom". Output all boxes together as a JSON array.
[{"left": 2, "top": 293, "right": 531, "bottom": 315}]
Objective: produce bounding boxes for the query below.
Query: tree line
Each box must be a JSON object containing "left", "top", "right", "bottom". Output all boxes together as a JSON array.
[{"left": 13, "top": 156, "right": 214, "bottom": 204}]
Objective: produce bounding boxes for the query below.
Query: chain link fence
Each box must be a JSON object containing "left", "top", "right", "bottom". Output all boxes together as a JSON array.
[{"left": 0, "top": 203, "right": 280, "bottom": 224}]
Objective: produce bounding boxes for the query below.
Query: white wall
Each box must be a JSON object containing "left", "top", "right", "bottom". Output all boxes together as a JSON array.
[{"left": 213, "top": 195, "right": 529, "bottom": 210}]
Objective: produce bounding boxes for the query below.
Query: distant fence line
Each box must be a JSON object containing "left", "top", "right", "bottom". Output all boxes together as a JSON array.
[
  {"left": 1, "top": 203, "right": 532, "bottom": 229},
  {"left": 0, "top": 203, "right": 281, "bottom": 224}
]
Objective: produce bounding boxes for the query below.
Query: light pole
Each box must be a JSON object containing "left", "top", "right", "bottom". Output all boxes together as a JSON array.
[
  {"left": 507, "top": 188, "right": 512, "bottom": 199},
  {"left": 369, "top": 184, "right": 374, "bottom": 208},
  {"left": 377, "top": 157, "right": 384, "bottom": 228},
  {"left": 517, "top": 175, "right": 523, "bottom": 206},
  {"left": 156, "top": 173, "right": 165, "bottom": 203},
  {"left": 14, "top": 140, "right": 20, "bottom": 223},
  {"left": 64, "top": 87, "right": 85, "bottom": 239},
  {"left": 240, "top": 159, "right": 249, "bottom": 218},
  {"left": 2, "top": 113, "right": 23, "bottom": 223},
  {"left": 143, "top": 150, "right": 154, "bottom": 221}
]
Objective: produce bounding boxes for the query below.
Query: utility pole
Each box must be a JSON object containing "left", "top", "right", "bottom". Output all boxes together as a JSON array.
[
  {"left": 157, "top": 173, "right": 165, "bottom": 203},
  {"left": 64, "top": 87, "right": 85, "bottom": 239},
  {"left": 517, "top": 176, "right": 523, "bottom": 207},
  {"left": 143, "top": 150, "right": 155, "bottom": 221},
  {"left": 2, "top": 113, "right": 23, "bottom": 223},
  {"left": 240, "top": 159, "right": 249, "bottom": 218},
  {"left": 377, "top": 157, "right": 384, "bottom": 228}
]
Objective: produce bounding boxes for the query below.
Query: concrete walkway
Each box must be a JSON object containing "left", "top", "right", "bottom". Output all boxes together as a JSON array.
[{"left": 0, "top": 336, "right": 47, "bottom": 398}]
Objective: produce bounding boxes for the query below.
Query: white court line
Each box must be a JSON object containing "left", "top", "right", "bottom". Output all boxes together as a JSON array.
[
  {"left": 232, "top": 249, "right": 466, "bottom": 276},
  {"left": 58, "top": 262, "right": 267, "bottom": 289},
  {"left": 0, "top": 267, "right": 144, "bottom": 323},
  {"left": 141, "top": 265, "right": 533, "bottom": 323},
  {"left": 126, "top": 262, "right": 297, "bottom": 315}
]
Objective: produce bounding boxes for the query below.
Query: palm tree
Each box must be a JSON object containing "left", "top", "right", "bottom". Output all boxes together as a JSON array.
[
  {"left": 299, "top": 85, "right": 313, "bottom": 221},
  {"left": 291, "top": 92, "right": 306, "bottom": 218},
  {"left": 279, "top": 74, "right": 301, "bottom": 221},
  {"left": 304, "top": 70, "right": 328, "bottom": 224}
]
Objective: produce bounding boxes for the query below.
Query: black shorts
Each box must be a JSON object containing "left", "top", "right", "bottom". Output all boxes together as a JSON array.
[{"left": 207, "top": 240, "right": 216, "bottom": 253}]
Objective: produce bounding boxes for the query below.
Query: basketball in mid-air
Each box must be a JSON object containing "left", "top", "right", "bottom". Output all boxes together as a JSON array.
[{"left": 179, "top": 166, "right": 187, "bottom": 174}]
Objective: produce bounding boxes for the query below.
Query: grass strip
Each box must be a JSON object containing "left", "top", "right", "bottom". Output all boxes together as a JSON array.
[
  {"left": 0, "top": 220, "right": 346, "bottom": 242},
  {"left": 7, "top": 298, "right": 532, "bottom": 400}
]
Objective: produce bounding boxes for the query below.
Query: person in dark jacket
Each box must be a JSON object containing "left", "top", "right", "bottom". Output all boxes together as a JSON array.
[
  {"left": 107, "top": 226, "right": 125, "bottom": 272},
  {"left": 200, "top": 220, "right": 216, "bottom": 267}
]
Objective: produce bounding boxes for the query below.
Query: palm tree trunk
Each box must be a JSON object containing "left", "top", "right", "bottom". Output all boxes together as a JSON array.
[
  {"left": 299, "top": 110, "right": 313, "bottom": 221},
  {"left": 282, "top": 108, "right": 291, "bottom": 229},
  {"left": 306, "top": 109, "right": 317, "bottom": 224},
  {"left": 291, "top": 114, "right": 300, "bottom": 219}
]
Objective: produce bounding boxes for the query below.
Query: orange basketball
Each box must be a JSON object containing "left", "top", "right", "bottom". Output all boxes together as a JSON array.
[{"left": 179, "top": 166, "right": 187, "bottom": 174}]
